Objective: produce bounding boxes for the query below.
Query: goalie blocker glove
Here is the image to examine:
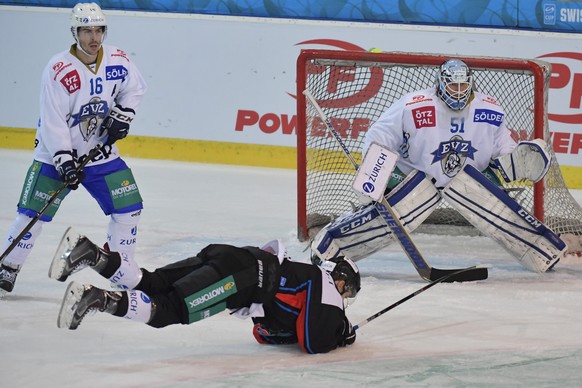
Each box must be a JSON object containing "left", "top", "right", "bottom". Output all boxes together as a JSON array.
[
  {"left": 103, "top": 104, "right": 135, "bottom": 146},
  {"left": 54, "top": 150, "right": 85, "bottom": 190}
]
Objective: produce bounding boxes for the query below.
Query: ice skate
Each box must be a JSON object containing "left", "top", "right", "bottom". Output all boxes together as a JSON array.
[
  {"left": 49, "top": 227, "right": 108, "bottom": 282},
  {"left": 57, "top": 281, "right": 121, "bottom": 329},
  {"left": 0, "top": 264, "right": 20, "bottom": 298}
]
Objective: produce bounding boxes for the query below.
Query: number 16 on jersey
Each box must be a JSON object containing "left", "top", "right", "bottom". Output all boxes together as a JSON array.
[{"left": 352, "top": 143, "right": 399, "bottom": 202}]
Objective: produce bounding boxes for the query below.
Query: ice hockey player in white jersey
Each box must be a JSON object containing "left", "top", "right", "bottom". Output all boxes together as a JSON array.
[
  {"left": 0, "top": 3, "right": 148, "bottom": 296},
  {"left": 311, "top": 59, "right": 567, "bottom": 274}
]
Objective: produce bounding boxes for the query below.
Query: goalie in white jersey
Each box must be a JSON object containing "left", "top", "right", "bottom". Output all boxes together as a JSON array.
[
  {"left": 311, "top": 59, "right": 568, "bottom": 274},
  {"left": 0, "top": 3, "right": 148, "bottom": 295},
  {"left": 365, "top": 60, "right": 516, "bottom": 189}
]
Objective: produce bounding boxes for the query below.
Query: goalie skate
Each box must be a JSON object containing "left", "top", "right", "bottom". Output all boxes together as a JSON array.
[
  {"left": 49, "top": 227, "right": 101, "bottom": 282},
  {"left": 57, "top": 281, "right": 120, "bottom": 329}
]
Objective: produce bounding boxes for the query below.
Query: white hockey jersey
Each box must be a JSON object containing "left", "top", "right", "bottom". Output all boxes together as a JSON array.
[
  {"left": 363, "top": 88, "right": 517, "bottom": 188},
  {"left": 34, "top": 44, "right": 147, "bottom": 166}
]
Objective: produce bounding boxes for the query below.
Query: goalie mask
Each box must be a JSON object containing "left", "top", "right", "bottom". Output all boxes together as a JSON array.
[
  {"left": 70, "top": 3, "right": 107, "bottom": 46},
  {"left": 329, "top": 256, "right": 361, "bottom": 299},
  {"left": 436, "top": 59, "right": 474, "bottom": 111}
]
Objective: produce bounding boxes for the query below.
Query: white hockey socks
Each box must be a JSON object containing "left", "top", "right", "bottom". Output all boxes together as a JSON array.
[
  {"left": 311, "top": 170, "right": 441, "bottom": 261},
  {"left": 107, "top": 210, "right": 140, "bottom": 261},
  {"left": 443, "top": 164, "right": 566, "bottom": 272},
  {"left": 1, "top": 213, "right": 45, "bottom": 269},
  {"left": 109, "top": 251, "right": 143, "bottom": 290},
  {"left": 106, "top": 211, "right": 142, "bottom": 289},
  {"left": 122, "top": 290, "right": 153, "bottom": 323}
]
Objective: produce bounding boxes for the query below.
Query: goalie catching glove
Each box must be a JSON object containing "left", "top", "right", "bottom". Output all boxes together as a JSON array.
[
  {"left": 54, "top": 150, "right": 85, "bottom": 190},
  {"left": 493, "top": 138, "right": 551, "bottom": 183},
  {"left": 102, "top": 104, "right": 135, "bottom": 146}
]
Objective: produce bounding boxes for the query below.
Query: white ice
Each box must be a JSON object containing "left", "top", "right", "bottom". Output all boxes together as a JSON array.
[{"left": 1, "top": 149, "right": 581, "bottom": 387}]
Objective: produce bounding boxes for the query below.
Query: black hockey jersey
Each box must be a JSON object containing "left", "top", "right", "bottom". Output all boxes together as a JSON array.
[{"left": 253, "top": 259, "right": 348, "bottom": 354}]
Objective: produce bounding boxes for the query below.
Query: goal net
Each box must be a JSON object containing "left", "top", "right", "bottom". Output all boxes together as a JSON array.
[{"left": 296, "top": 49, "right": 582, "bottom": 253}]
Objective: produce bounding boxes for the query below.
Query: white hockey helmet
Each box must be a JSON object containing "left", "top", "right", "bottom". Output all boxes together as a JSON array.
[
  {"left": 436, "top": 59, "right": 474, "bottom": 111},
  {"left": 70, "top": 3, "right": 107, "bottom": 44}
]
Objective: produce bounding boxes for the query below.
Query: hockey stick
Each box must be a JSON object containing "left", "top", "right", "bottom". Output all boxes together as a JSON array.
[
  {"left": 303, "top": 89, "right": 487, "bottom": 282},
  {"left": 0, "top": 144, "right": 104, "bottom": 264},
  {"left": 353, "top": 265, "right": 488, "bottom": 330}
]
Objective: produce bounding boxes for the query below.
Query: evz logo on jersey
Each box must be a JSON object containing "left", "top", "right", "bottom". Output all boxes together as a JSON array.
[
  {"left": 106, "top": 65, "right": 128, "bottom": 81},
  {"left": 411, "top": 106, "right": 436, "bottom": 129},
  {"left": 72, "top": 98, "right": 109, "bottom": 141},
  {"left": 473, "top": 109, "right": 504, "bottom": 126},
  {"left": 431, "top": 135, "right": 477, "bottom": 178},
  {"left": 60, "top": 70, "right": 81, "bottom": 94}
]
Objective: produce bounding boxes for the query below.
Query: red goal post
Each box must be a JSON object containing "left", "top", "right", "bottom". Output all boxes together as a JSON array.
[{"left": 296, "top": 49, "right": 582, "bottom": 249}]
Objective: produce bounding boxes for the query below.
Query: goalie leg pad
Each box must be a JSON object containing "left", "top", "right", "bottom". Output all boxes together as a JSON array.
[
  {"left": 311, "top": 171, "right": 441, "bottom": 261},
  {"left": 443, "top": 164, "right": 566, "bottom": 272},
  {"left": 311, "top": 203, "right": 390, "bottom": 261}
]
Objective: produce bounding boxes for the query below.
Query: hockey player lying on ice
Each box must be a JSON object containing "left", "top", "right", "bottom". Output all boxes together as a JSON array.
[
  {"left": 49, "top": 228, "right": 360, "bottom": 354},
  {"left": 311, "top": 59, "right": 568, "bottom": 273}
]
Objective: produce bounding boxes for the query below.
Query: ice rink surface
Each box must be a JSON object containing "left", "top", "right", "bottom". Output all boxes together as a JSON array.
[{"left": 1, "top": 149, "right": 582, "bottom": 387}]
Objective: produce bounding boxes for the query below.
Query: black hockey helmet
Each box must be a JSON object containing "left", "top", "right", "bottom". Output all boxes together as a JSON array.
[{"left": 329, "top": 256, "right": 361, "bottom": 298}]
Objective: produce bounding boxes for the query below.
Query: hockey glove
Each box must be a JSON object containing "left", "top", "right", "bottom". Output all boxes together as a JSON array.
[
  {"left": 102, "top": 104, "right": 135, "bottom": 146},
  {"left": 493, "top": 139, "right": 551, "bottom": 183},
  {"left": 54, "top": 152, "right": 85, "bottom": 190},
  {"left": 252, "top": 323, "right": 297, "bottom": 345},
  {"left": 338, "top": 317, "right": 356, "bottom": 347}
]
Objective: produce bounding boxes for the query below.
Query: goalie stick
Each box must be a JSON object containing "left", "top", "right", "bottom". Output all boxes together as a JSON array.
[
  {"left": 303, "top": 89, "right": 488, "bottom": 282},
  {"left": 0, "top": 144, "right": 104, "bottom": 264},
  {"left": 353, "top": 265, "right": 488, "bottom": 330}
]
